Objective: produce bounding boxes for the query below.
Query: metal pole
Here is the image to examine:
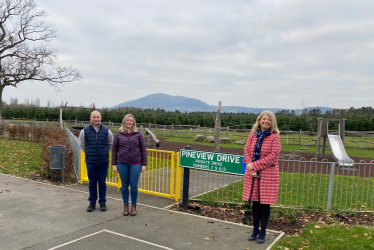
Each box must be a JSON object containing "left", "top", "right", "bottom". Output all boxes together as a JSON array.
[
  {"left": 327, "top": 162, "right": 336, "bottom": 212},
  {"left": 189, "top": 128, "right": 192, "bottom": 138},
  {"left": 182, "top": 145, "right": 191, "bottom": 209}
]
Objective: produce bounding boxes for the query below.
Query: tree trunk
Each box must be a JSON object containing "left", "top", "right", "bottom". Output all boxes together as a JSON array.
[{"left": 0, "top": 86, "right": 4, "bottom": 121}]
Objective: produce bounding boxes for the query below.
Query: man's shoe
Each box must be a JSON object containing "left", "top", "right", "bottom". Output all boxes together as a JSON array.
[
  {"left": 87, "top": 203, "right": 96, "bottom": 212},
  {"left": 100, "top": 204, "right": 107, "bottom": 211}
]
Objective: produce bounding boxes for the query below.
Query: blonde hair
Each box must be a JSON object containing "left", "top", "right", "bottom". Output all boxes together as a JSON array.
[
  {"left": 119, "top": 114, "right": 138, "bottom": 133},
  {"left": 251, "top": 111, "right": 280, "bottom": 134}
]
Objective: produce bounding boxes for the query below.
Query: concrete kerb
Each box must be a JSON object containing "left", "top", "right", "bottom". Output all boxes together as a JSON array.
[{"left": 0, "top": 174, "right": 283, "bottom": 249}]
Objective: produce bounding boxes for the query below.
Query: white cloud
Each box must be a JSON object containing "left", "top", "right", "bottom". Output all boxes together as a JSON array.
[{"left": 3, "top": 0, "right": 374, "bottom": 110}]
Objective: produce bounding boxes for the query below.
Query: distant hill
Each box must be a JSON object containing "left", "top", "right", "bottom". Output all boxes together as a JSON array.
[{"left": 111, "top": 93, "right": 332, "bottom": 114}]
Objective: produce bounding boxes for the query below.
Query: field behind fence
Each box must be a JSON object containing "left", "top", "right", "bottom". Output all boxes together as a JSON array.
[{"left": 2, "top": 118, "right": 374, "bottom": 150}]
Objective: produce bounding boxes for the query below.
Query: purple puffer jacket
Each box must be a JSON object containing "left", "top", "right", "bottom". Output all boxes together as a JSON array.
[{"left": 112, "top": 131, "right": 147, "bottom": 166}]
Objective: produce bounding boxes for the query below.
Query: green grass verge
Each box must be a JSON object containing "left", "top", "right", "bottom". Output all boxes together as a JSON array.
[
  {"left": 0, "top": 139, "right": 42, "bottom": 178},
  {"left": 273, "top": 223, "right": 374, "bottom": 250}
]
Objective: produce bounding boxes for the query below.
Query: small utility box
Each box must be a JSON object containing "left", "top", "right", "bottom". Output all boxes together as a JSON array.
[{"left": 49, "top": 145, "right": 66, "bottom": 183}]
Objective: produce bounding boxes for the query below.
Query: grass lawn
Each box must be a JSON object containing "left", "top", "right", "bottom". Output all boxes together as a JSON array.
[
  {"left": 0, "top": 138, "right": 42, "bottom": 178},
  {"left": 192, "top": 172, "right": 374, "bottom": 211},
  {"left": 273, "top": 223, "right": 374, "bottom": 250}
]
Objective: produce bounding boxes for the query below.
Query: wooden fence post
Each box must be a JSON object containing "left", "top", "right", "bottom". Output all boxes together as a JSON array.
[
  {"left": 299, "top": 129, "right": 302, "bottom": 145},
  {"left": 214, "top": 101, "right": 222, "bottom": 152}
]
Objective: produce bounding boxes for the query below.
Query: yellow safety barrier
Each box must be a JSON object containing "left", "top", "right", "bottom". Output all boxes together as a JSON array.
[{"left": 80, "top": 149, "right": 181, "bottom": 201}]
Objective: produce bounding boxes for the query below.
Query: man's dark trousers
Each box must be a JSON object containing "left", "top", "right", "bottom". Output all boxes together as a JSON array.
[{"left": 86, "top": 162, "right": 109, "bottom": 204}]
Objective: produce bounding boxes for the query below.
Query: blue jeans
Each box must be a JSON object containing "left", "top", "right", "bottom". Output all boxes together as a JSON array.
[
  {"left": 86, "top": 162, "right": 109, "bottom": 204},
  {"left": 117, "top": 163, "right": 142, "bottom": 205}
]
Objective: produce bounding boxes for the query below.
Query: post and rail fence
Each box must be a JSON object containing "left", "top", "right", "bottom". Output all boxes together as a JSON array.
[{"left": 2, "top": 118, "right": 374, "bottom": 150}]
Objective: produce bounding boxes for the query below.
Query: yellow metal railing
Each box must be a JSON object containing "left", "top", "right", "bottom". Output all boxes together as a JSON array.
[{"left": 80, "top": 149, "right": 181, "bottom": 201}]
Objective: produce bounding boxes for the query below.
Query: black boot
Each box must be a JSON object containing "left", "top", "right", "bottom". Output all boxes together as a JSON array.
[
  {"left": 257, "top": 204, "right": 271, "bottom": 244},
  {"left": 248, "top": 201, "right": 260, "bottom": 241},
  {"left": 87, "top": 203, "right": 96, "bottom": 212},
  {"left": 100, "top": 204, "right": 107, "bottom": 211}
]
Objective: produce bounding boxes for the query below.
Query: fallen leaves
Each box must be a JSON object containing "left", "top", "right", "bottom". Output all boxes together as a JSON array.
[{"left": 172, "top": 203, "right": 374, "bottom": 236}]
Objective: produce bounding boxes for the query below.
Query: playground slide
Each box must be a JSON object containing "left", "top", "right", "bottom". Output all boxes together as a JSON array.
[{"left": 327, "top": 134, "right": 354, "bottom": 167}]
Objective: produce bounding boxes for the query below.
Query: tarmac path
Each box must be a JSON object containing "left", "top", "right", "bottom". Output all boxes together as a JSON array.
[{"left": 0, "top": 173, "right": 283, "bottom": 250}]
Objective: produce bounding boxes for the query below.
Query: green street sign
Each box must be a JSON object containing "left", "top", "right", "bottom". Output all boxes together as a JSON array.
[{"left": 179, "top": 149, "right": 246, "bottom": 175}]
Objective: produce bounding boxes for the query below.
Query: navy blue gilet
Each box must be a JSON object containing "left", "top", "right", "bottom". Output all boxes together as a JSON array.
[{"left": 84, "top": 124, "right": 109, "bottom": 164}]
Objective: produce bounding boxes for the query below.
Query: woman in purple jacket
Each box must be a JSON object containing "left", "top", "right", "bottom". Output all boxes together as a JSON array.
[{"left": 112, "top": 114, "right": 147, "bottom": 216}]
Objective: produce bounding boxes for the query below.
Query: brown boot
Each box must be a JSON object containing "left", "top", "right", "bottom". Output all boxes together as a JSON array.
[
  {"left": 130, "top": 205, "right": 136, "bottom": 216},
  {"left": 123, "top": 203, "right": 129, "bottom": 216}
]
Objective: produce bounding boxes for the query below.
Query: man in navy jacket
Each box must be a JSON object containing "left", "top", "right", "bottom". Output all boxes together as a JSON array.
[{"left": 79, "top": 111, "right": 113, "bottom": 212}]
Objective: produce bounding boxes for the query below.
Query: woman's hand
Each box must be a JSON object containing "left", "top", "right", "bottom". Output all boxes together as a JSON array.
[
  {"left": 112, "top": 165, "right": 118, "bottom": 173},
  {"left": 250, "top": 172, "right": 257, "bottom": 178},
  {"left": 141, "top": 165, "right": 146, "bottom": 172},
  {"left": 246, "top": 163, "right": 254, "bottom": 171}
]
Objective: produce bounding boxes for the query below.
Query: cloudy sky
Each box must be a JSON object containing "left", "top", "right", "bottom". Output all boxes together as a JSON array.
[{"left": 3, "top": 0, "right": 374, "bottom": 109}]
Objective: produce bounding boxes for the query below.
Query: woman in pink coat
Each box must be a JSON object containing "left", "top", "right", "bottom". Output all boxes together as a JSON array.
[{"left": 242, "top": 111, "right": 281, "bottom": 244}]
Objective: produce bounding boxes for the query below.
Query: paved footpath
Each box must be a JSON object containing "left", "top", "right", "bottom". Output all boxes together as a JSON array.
[{"left": 0, "top": 174, "right": 284, "bottom": 250}]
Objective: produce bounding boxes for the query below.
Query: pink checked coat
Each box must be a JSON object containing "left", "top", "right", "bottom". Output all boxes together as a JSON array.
[{"left": 242, "top": 132, "right": 281, "bottom": 204}]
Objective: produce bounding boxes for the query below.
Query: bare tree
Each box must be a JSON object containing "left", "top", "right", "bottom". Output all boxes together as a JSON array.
[{"left": 0, "top": 0, "right": 82, "bottom": 120}]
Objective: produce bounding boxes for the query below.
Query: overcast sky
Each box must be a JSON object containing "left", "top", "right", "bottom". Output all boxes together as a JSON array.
[{"left": 3, "top": 0, "right": 374, "bottom": 110}]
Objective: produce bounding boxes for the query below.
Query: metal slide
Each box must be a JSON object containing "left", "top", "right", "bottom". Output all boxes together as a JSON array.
[{"left": 327, "top": 134, "right": 354, "bottom": 167}]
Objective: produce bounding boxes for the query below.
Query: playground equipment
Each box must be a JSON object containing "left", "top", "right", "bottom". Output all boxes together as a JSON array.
[
  {"left": 315, "top": 118, "right": 354, "bottom": 167},
  {"left": 145, "top": 127, "right": 161, "bottom": 148}
]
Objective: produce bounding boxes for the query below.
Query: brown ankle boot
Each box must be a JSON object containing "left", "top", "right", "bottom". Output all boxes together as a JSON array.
[
  {"left": 130, "top": 205, "right": 136, "bottom": 216},
  {"left": 123, "top": 203, "right": 129, "bottom": 216}
]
